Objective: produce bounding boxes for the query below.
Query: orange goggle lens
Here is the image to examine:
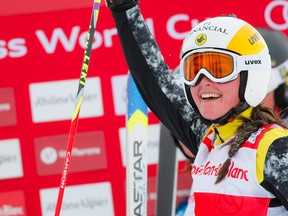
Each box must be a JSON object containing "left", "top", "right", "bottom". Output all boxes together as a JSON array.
[{"left": 184, "top": 51, "right": 235, "bottom": 82}]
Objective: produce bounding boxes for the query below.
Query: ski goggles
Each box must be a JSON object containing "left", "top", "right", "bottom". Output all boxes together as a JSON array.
[{"left": 180, "top": 49, "right": 271, "bottom": 86}]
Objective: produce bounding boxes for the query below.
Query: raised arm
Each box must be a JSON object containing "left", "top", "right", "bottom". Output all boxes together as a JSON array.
[{"left": 106, "top": 0, "right": 208, "bottom": 155}]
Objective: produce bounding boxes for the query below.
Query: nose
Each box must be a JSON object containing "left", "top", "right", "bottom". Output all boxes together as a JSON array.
[{"left": 196, "top": 75, "right": 213, "bottom": 86}]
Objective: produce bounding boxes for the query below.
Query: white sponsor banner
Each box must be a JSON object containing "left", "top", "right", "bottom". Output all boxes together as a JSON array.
[
  {"left": 29, "top": 77, "right": 103, "bottom": 123},
  {"left": 40, "top": 182, "right": 114, "bottom": 216},
  {"left": 119, "top": 124, "right": 186, "bottom": 167},
  {"left": 0, "top": 138, "right": 23, "bottom": 180},
  {"left": 111, "top": 75, "right": 127, "bottom": 116},
  {"left": 111, "top": 74, "right": 153, "bottom": 116}
]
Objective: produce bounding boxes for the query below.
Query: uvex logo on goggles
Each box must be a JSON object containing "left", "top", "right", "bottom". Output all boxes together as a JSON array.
[
  {"left": 180, "top": 49, "right": 271, "bottom": 86},
  {"left": 245, "top": 60, "right": 262, "bottom": 65}
]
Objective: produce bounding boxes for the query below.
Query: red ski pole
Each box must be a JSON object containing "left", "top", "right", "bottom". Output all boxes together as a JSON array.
[{"left": 54, "top": 1, "right": 102, "bottom": 215}]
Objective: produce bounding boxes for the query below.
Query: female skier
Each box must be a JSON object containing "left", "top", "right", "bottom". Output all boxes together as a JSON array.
[{"left": 105, "top": 0, "right": 288, "bottom": 214}]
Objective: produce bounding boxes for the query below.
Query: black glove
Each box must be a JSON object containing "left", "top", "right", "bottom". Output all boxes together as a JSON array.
[{"left": 105, "top": 0, "right": 139, "bottom": 12}]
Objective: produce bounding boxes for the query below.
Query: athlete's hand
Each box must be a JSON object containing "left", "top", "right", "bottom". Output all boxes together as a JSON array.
[{"left": 105, "top": 0, "right": 139, "bottom": 11}]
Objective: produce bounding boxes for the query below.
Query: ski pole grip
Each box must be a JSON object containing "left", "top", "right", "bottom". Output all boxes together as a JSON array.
[{"left": 105, "top": 0, "right": 139, "bottom": 11}]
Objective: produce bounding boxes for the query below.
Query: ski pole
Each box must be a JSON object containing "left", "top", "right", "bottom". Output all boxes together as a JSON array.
[{"left": 54, "top": 1, "right": 101, "bottom": 215}]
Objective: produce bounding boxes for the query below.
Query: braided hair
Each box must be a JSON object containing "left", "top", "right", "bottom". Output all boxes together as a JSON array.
[{"left": 215, "top": 105, "right": 288, "bottom": 184}]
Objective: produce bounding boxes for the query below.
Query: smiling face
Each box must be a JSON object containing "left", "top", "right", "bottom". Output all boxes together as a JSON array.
[{"left": 190, "top": 76, "right": 241, "bottom": 120}]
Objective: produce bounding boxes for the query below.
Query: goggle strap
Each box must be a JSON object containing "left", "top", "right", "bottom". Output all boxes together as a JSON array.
[{"left": 237, "top": 53, "right": 271, "bottom": 71}]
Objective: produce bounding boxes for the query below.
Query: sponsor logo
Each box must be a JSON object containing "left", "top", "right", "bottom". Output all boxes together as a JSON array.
[
  {"left": 244, "top": 60, "right": 262, "bottom": 65},
  {"left": 265, "top": 0, "right": 288, "bottom": 31},
  {"left": 128, "top": 126, "right": 147, "bottom": 216},
  {"left": 0, "top": 139, "right": 23, "bottom": 180},
  {"left": 40, "top": 182, "right": 114, "bottom": 216},
  {"left": 29, "top": 77, "right": 103, "bottom": 123},
  {"left": 0, "top": 191, "right": 26, "bottom": 216},
  {"left": 0, "top": 88, "right": 17, "bottom": 127},
  {"left": 191, "top": 161, "right": 248, "bottom": 181},
  {"left": 248, "top": 32, "right": 262, "bottom": 45},
  {"left": 195, "top": 33, "right": 207, "bottom": 46},
  {"left": 40, "top": 147, "right": 58, "bottom": 165},
  {"left": 35, "top": 131, "right": 107, "bottom": 176},
  {"left": 190, "top": 21, "right": 228, "bottom": 35}
]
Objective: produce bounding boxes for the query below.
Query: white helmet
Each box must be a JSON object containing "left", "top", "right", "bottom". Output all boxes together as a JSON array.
[{"left": 180, "top": 15, "right": 271, "bottom": 124}]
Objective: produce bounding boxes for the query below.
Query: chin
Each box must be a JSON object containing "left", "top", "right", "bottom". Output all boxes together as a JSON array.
[
  {"left": 202, "top": 111, "right": 231, "bottom": 122},
  {"left": 200, "top": 110, "right": 222, "bottom": 120}
]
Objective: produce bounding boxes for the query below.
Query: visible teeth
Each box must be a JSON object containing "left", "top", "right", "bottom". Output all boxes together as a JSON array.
[{"left": 201, "top": 93, "right": 221, "bottom": 99}]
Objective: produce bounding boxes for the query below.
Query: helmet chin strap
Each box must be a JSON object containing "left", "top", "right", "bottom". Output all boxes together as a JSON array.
[
  {"left": 201, "top": 102, "right": 249, "bottom": 125},
  {"left": 184, "top": 83, "right": 250, "bottom": 125}
]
